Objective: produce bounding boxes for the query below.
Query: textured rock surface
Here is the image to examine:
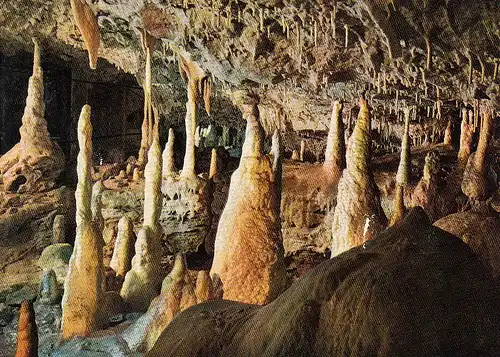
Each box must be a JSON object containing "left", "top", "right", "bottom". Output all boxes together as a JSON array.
[
  {"left": 14, "top": 300, "right": 37, "bottom": 357},
  {"left": 210, "top": 99, "right": 287, "bottom": 305},
  {"left": 148, "top": 208, "right": 500, "bottom": 357}
]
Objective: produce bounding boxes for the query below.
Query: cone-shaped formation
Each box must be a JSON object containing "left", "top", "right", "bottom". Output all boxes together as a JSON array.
[
  {"left": 270, "top": 129, "right": 283, "bottom": 205},
  {"left": 324, "top": 101, "right": 346, "bottom": 170},
  {"left": 331, "top": 97, "right": 387, "bottom": 257},
  {"left": 91, "top": 180, "right": 104, "bottom": 233},
  {"left": 210, "top": 101, "right": 287, "bottom": 305},
  {"left": 462, "top": 104, "right": 494, "bottom": 201},
  {"left": 409, "top": 151, "right": 441, "bottom": 220},
  {"left": 0, "top": 39, "right": 64, "bottom": 193},
  {"left": 70, "top": 0, "right": 100, "bottom": 69},
  {"left": 458, "top": 108, "right": 474, "bottom": 171},
  {"left": 122, "top": 254, "right": 197, "bottom": 353},
  {"left": 121, "top": 137, "right": 163, "bottom": 311},
  {"left": 162, "top": 128, "right": 176, "bottom": 177},
  {"left": 110, "top": 216, "right": 136, "bottom": 277},
  {"left": 209, "top": 148, "right": 218, "bottom": 179},
  {"left": 195, "top": 270, "right": 214, "bottom": 303},
  {"left": 39, "top": 269, "right": 61, "bottom": 305},
  {"left": 61, "top": 105, "right": 105, "bottom": 340},
  {"left": 181, "top": 100, "right": 196, "bottom": 177},
  {"left": 291, "top": 150, "right": 299, "bottom": 161},
  {"left": 390, "top": 108, "right": 411, "bottom": 227},
  {"left": 443, "top": 120, "right": 452, "bottom": 145},
  {"left": 120, "top": 226, "right": 163, "bottom": 311},
  {"left": 15, "top": 300, "right": 38, "bottom": 357}
]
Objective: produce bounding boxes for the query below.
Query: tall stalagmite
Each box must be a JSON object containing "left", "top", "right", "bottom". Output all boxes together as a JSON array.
[
  {"left": 0, "top": 39, "right": 64, "bottom": 193},
  {"left": 61, "top": 105, "right": 105, "bottom": 340},
  {"left": 210, "top": 99, "right": 287, "bottom": 305},
  {"left": 14, "top": 300, "right": 38, "bottom": 357},
  {"left": 110, "top": 216, "right": 136, "bottom": 277},
  {"left": 390, "top": 108, "right": 411, "bottom": 226},
  {"left": 462, "top": 103, "right": 494, "bottom": 201},
  {"left": 162, "top": 128, "right": 176, "bottom": 177},
  {"left": 209, "top": 148, "right": 217, "bottom": 179},
  {"left": 121, "top": 135, "right": 163, "bottom": 311},
  {"left": 70, "top": 0, "right": 100, "bottom": 69},
  {"left": 458, "top": 108, "right": 474, "bottom": 171},
  {"left": 331, "top": 97, "right": 387, "bottom": 257},
  {"left": 324, "top": 101, "right": 346, "bottom": 170}
]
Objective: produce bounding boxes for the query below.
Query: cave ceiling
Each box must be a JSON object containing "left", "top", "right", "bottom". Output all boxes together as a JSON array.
[{"left": 0, "top": 0, "right": 498, "bottom": 139}]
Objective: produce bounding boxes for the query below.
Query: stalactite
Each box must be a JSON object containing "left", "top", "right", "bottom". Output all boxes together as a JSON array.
[
  {"left": 70, "top": 0, "right": 100, "bottom": 69},
  {"left": 344, "top": 24, "right": 349, "bottom": 48},
  {"left": 424, "top": 36, "right": 431, "bottom": 70}
]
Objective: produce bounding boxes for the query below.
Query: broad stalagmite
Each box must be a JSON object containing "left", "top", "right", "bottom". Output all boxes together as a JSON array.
[
  {"left": 210, "top": 100, "right": 287, "bottom": 305},
  {"left": 61, "top": 105, "right": 105, "bottom": 340},
  {"left": 110, "top": 216, "right": 136, "bottom": 277},
  {"left": 331, "top": 97, "right": 387, "bottom": 257}
]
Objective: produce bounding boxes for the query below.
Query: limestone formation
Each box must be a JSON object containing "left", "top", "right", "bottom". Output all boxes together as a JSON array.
[
  {"left": 150, "top": 208, "right": 500, "bottom": 357},
  {"left": 210, "top": 99, "right": 287, "bottom": 305},
  {"left": 109, "top": 216, "right": 136, "bottom": 277},
  {"left": 70, "top": 0, "right": 100, "bottom": 69},
  {"left": 195, "top": 270, "right": 215, "bottom": 303},
  {"left": 14, "top": 300, "right": 38, "bottom": 357},
  {"left": 458, "top": 108, "right": 474, "bottom": 171},
  {"left": 390, "top": 108, "right": 411, "bottom": 226},
  {"left": 209, "top": 148, "right": 217, "bottom": 179},
  {"left": 143, "top": 136, "right": 163, "bottom": 231},
  {"left": 299, "top": 140, "right": 305, "bottom": 161},
  {"left": 291, "top": 149, "right": 299, "bottom": 161},
  {"left": 52, "top": 215, "right": 66, "bottom": 244},
  {"left": 0, "top": 39, "right": 64, "bottom": 193},
  {"left": 39, "top": 269, "right": 61, "bottom": 305},
  {"left": 461, "top": 103, "right": 495, "bottom": 202},
  {"left": 91, "top": 180, "right": 105, "bottom": 234},
  {"left": 132, "top": 167, "right": 141, "bottom": 181},
  {"left": 443, "top": 119, "right": 452, "bottom": 145},
  {"left": 409, "top": 151, "right": 441, "bottom": 220},
  {"left": 324, "top": 101, "right": 346, "bottom": 170},
  {"left": 61, "top": 105, "right": 105, "bottom": 340},
  {"left": 121, "top": 254, "right": 197, "bottom": 353},
  {"left": 331, "top": 97, "right": 387, "bottom": 257},
  {"left": 162, "top": 128, "right": 176, "bottom": 177}
]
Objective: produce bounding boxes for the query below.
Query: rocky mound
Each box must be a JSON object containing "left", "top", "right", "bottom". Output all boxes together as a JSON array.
[{"left": 148, "top": 207, "right": 500, "bottom": 357}]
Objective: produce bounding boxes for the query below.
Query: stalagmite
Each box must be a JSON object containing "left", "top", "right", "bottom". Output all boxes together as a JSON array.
[
  {"left": 133, "top": 167, "right": 141, "bottom": 181},
  {"left": 409, "top": 151, "right": 441, "bottom": 219},
  {"left": 300, "top": 140, "right": 305, "bottom": 161},
  {"left": 210, "top": 99, "right": 287, "bottom": 305},
  {"left": 291, "top": 149, "right": 299, "bottom": 161},
  {"left": 443, "top": 120, "right": 452, "bottom": 145},
  {"left": 121, "top": 135, "right": 163, "bottom": 311},
  {"left": 331, "top": 97, "right": 387, "bottom": 257},
  {"left": 209, "top": 148, "right": 217, "bottom": 179},
  {"left": 52, "top": 215, "right": 66, "bottom": 244},
  {"left": 14, "top": 300, "right": 38, "bottom": 357},
  {"left": 91, "top": 180, "right": 104, "bottom": 234},
  {"left": 70, "top": 0, "right": 100, "bottom": 69},
  {"left": 324, "top": 101, "right": 346, "bottom": 170},
  {"left": 162, "top": 128, "right": 176, "bottom": 177},
  {"left": 61, "top": 105, "right": 105, "bottom": 340},
  {"left": 121, "top": 254, "right": 197, "bottom": 352},
  {"left": 0, "top": 39, "right": 64, "bottom": 193},
  {"left": 458, "top": 108, "right": 474, "bottom": 171},
  {"left": 195, "top": 270, "right": 214, "bottom": 303},
  {"left": 390, "top": 108, "right": 411, "bottom": 226},
  {"left": 110, "top": 216, "right": 136, "bottom": 277},
  {"left": 39, "top": 269, "right": 61, "bottom": 305},
  {"left": 461, "top": 103, "right": 494, "bottom": 202}
]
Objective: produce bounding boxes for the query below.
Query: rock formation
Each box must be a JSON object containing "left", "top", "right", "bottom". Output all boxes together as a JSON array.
[
  {"left": 120, "top": 135, "right": 163, "bottom": 311},
  {"left": 458, "top": 108, "right": 474, "bottom": 171},
  {"left": 162, "top": 128, "right": 176, "bottom": 177},
  {"left": 390, "top": 108, "right": 411, "bottom": 226},
  {"left": 210, "top": 98, "right": 287, "bottom": 305},
  {"left": 14, "top": 300, "right": 38, "bottom": 357},
  {"left": 121, "top": 254, "right": 197, "bottom": 353},
  {"left": 52, "top": 215, "right": 66, "bottom": 244},
  {"left": 39, "top": 269, "right": 61, "bottom": 305},
  {"left": 91, "top": 180, "right": 105, "bottom": 233},
  {"left": 70, "top": 0, "right": 100, "bottom": 69},
  {"left": 61, "top": 105, "right": 105, "bottom": 340},
  {"left": 0, "top": 38, "right": 64, "bottom": 193},
  {"left": 461, "top": 103, "right": 495, "bottom": 202},
  {"left": 443, "top": 119, "right": 452, "bottom": 146},
  {"left": 324, "top": 101, "right": 346, "bottom": 171},
  {"left": 109, "top": 216, "right": 136, "bottom": 277},
  {"left": 195, "top": 270, "right": 215, "bottom": 303},
  {"left": 331, "top": 97, "right": 387, "bottom": 257},
  {"left": 149, "top": 208, "right": 500, "bottom": 357},
  {"left": 409, "top": 151, "right": 441, "bottom": 220},
  {"left": 209, "top": 148, "right": 218, "bottom": 180}
]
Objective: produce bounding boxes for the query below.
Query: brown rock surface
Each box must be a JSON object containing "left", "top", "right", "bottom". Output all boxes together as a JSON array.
[{"left": 14, "top": 300, "right": 38, "bottom": 357}]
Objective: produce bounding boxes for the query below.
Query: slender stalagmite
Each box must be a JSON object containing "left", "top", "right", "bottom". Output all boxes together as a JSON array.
[
  {"left": 331, "top": 97, "right": 387, "bottom": 257},
  {"left": 70, "top": 0, "right": 100, "bottom": 69},
  {"left": 61, "top": 105, "right": 105, "bottom": 340},
  {"left": 461, "top": 103, "right": 494, "bottom": 201},
  {"left": 162, "top": 128, "right": 176, "bottom": 177},
  {"left": 209, "top": 148, "right": 218, "bottom": 179},
  {"left": 324, "top": 101, "right": 346, "bottom": 170},
  {"left": 14, "top": 301, "right": 38, "bottom": 357},
  {"left": 210, "top": 99, "right": 287, "bottom": 305},
  {"left": 121, "top": 135, "right": 163, "bottom": 311},
  {"left": 299, "top": 140, "right": 305, "bottom": 161},
  {"left": 110, "top": 216, "right": 136, "bottom": 277},
  {"left": 443, "top": 120, "right": 452, "bottom": 146},
  {"left": 390, "top": 108, "right": 411, "bottom": 226},
  {"left": 458, "top": 108, "right": 474, "bottom": 171},
  {"left": 270, "top": 129, "right": 283, "bottom": 205}
]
